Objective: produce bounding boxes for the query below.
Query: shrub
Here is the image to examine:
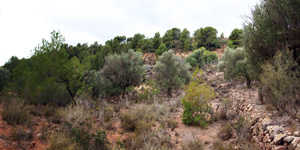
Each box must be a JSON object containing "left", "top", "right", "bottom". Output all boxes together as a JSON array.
[
  {"left": 10, "top": 128, "right": 33, "bottom": 141},
  {"left": 203, "top": 50, "right": 218, "bottom": 63},
  {"left": 155, "top": 43, "right": 167, "bottom": 56},
  {"left": 47, "top": 132, "right": 76, "bottom": 150},
  {"left": 137, "top": 80, "right": 160, "bottom": 103},
  {"left": 218, "top": 47, "right": 253, "bottom": 87},
  {"left": 72, "top": 119, "right": 110, "bottom": 150},
  {"left": 123, "top": 127, "right": 174, "bottom": 150},
  {"left": 186, "top": 49, "right": 205, "bottom": 68},
  {"left": 261, "top": 50, "right": 300, "bottom": 117},
  {"left": 181, "top": 136, "right": 203, "bottom": 150},
  {"left": 0, "top": 67, "right": 10, "bottom": 92},
  {"left": 154, "top": 50, "right": 191, "bottom": 97},
  {"left": 104, "top": 106, "right": 114, "bottom": 122},
  {"left": 2, "top": 98, "right": 32, "bottom": 126},
  {"left": 218, "top": 122, "right": 233, "bottom": 141},
  {"left": 100, "top": 49, "right": 145, "bottom": 98},
  {"left": 181, "top": 68, "right": 215, "bottom": 127},
  {"left": 120, "top": 104, "right": 155, "bottom": 132}
]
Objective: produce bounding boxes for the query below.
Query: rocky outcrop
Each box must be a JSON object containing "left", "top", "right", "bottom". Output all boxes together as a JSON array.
[{"left": 250, "top": 117, "right": 300, "bottom": 150}]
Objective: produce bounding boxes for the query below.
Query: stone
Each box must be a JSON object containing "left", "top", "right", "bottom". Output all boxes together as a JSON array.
[
  {"left": 272, "top": 145, "right": 287, "bottom": 150},
  {"left": 283, "top": 136, "right": 294, "bottom": 143},
  {"left": 263, "top": 134, "right": 271, "bottom": 143},
  {"left": 262, "top": 118, "right": 272, "bottom": 129},
  {"left": 294, "top": 131, "right": 300, "bottom": 137},
  {"left": 291, "top": 137, "right": 300, "bottom": 148},
  {"left": 273, "top": 134, "right": 287, "bottom": 145}
]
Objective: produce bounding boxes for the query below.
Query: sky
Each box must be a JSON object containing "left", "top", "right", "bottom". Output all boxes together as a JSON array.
[{"left": 0, "top": 0, "right": 260, "bottom": 66}]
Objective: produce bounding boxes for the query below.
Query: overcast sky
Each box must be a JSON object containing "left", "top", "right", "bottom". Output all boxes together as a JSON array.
[{"left": 0, "top": 0, "right": 260, "bottom": 66}]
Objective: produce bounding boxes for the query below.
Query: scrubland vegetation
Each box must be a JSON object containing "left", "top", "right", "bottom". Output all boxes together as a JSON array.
[{"left": 0, "top": 0, "right": 300, "bottom": 149}]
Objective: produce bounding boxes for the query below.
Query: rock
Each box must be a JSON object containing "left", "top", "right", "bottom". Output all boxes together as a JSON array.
[
  {"left": 272, "top": 145, "right": 287, "bottom": 150},
  {"left": 292, "top": 137, "right": 300, "bottom": 148},
  {"left": 294, "top": 131, "right": 300, "bottom": 137},
  {"left": 283, "top": 136, "right": 294, "bottom": 143},
  {"left": 263, "top": 134, "right": 271, "bottom": 143},
  {"left": 29, "top": 142, "right": 36, "bottom": 148},
  {"left": 262, "top": 118, "right": 272, "bottom": 129},
  {"left": 273, "top": 134, "right": 287, "bottom": 145}
]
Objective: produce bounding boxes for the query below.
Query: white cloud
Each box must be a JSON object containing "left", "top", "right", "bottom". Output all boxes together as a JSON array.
[{"left": 0, "top": 0, "right": 259, "bottom": 66}]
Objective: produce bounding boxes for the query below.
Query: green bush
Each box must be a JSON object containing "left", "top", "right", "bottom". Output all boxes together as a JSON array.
[
  {"left": 100, "top": 49, "right": 145, "bottom": 98},
  {"left": 2, "top": 98, "right": 32, "bottom": 126},
  {"left": 181, "top": 68, "right": 215, "bottom": 127},
  {"left": 155, "top": 43, "right": 167, "bottom": 56},
  {"left": 261, "top": 51, "right": 300, "bottom": 116},
  {"left": 72, "top": 119, "right": 110, "bottom": 150},
  {"left": 154, "top": 50, "right": 191, "bottom": 97},
  {"left": 186, "top": 47, "right": 218, "bottom": 68},
  {"left": 218, "top": 47, "right": 253, "bottom": 87},
  {"left": 0, "top": 67, "right": 10, "bottom": 92}
]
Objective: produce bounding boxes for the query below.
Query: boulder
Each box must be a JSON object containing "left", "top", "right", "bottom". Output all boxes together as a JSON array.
[
  {"left": 272, "top": 145, "right": 287, "bottom": 150},
  {"left": 294, "top": 131, "right": 300, "bottom": 137},
  {"left": 273, "top": 134, "right": 287, "bottom": 145},
  {"left": 283, "top": 136, "right": 294, "bottom": 143},
  {"left": 291, "top": 137, "right": 300, "bottom": 148}
]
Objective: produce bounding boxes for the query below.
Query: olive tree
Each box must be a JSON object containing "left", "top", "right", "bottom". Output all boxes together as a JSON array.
[
  {"left": 153, "top": 50, "right": 191, "bottom": 97},
  {"left": 218, "top": 47, "right": 253, "bottom": 87},
  {"left": 100, "top": 49, "right": 145, "bottom": 98}
]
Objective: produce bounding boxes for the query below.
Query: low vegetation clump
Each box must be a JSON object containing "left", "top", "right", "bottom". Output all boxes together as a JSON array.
[
  {"left": 181, "top": 68, "right": 215, "bottom": 127},
  {"left": 123, "top": 127, "right": 174, "bottom": 150},
  {"left": 181, "top": 136, "right": 203, "bottom": 150},
  {"left": 47, "top": 132, "right": 76, "bottom": 150},
  {"left": 2, "top": 98, "right": 32, "bottom": 126},
  {"left": 186, "top": 47, "right": 218, "bottom": 69}
]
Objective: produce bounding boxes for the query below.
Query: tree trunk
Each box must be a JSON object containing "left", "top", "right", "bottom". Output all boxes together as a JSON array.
[
  {"left": 258, "top": 87, "right": 264, "bottom": 104},
  {"left": 246, "top": 79, "right": 251, "bottom": 88},
  {"left": 167, "top": 88, "right": 172, "bottom": 97}
]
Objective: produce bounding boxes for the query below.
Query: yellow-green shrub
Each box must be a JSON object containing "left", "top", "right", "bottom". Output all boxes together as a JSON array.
[{"left": 181, "top": 68, "right": 215, "bottom": 127}]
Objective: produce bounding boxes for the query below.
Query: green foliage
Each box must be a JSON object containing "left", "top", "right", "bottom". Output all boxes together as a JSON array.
[
  {"left": 3, "top": 56, "right": 19, "bottom": 80},
  {"left": 155, "top": 43, "right": 167, "bottom": 56},
  {"left": 72, "top": 119, "right": 110, "bottom": 150},
  {"left": 218, "top": 47, "right": 253, "bottom": 87},
  {"left": 0, "top": 67, "right": 10, "bottom": 91},
  {"left": 184, "top": 38, "right": 192, "bottom": 51},
  {"left": 154, "top": 50, "right": 191, "bottom": 97},
  {"left": 137, "top": 80, "right": 160, "bottom": 103},
  {"left": 243, "top": 0, "right": 300, "bottom": 76},
  {"left": 136, "top": 48, "right": 143, "bottom": 54},
  {"left": 260, "top": 51, "right": 300, "bottom": 116},
  {"left": 2, "top": 98, "right": 32, "bottom": 126},
  {"left": 152, "top": 32, "right": 162, "bottom": 50},
  {"left": 92, "top": 51, "right": 104, "bottom": 71},
  {"left": 100, "top": 49, "right": 145, "bottom": 98},
  {"left": 186, "top": 47, "right": 217, "bottom": 68},
  {"left": 194, "top": 26, "right": 220, "bottom": 50},
  {"left": 130, "top": 33, "right": 145, "bottom": 50},
  {"left": 186, "top": 49, "right": 205, "bottom": 68},
  {"left": 180, "top": 28, "right": 190, "bottom": 50},
  {"left": 228, "top": 28, "right": 243, "bottom": 49},
  {"left": 181, "top": 68, "right": 215, "bottom": 127},
  {"left": 171, "top": 27, "right": 181, "bottom": 40},
  {"left": 203, "top": 50, "right": 218, "bottom": 63},
  {"left": 163, "top": 29, "right": 174, "bottom": 49}
]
